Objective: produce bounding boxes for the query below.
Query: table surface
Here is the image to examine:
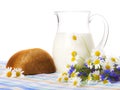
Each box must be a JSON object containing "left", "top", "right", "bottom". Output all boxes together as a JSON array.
[{"left": 0, "top": 62, "right": 120, "bottom": 90}]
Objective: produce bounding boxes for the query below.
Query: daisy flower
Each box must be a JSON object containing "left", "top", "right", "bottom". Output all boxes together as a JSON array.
[
  {"left": 88, "top": 74, "right": 92, "bottom": 81},
  {"left": 92, "top": 71, "right": 100, "bottom": 81},
  {"left": 63, "top": 75, "right": 69, "bottom": 82},
  {"left": 2, "top": 67, "right": 13, "bottom": 78},
  {"left": 71, "top": 51, "right": 77, "bottom": 57},
  {"left": 87, "top": 72, "right": 100, "bottom": 85},
  {"left": 70, "top": 50, "right": 78, "bottom": 65},
  {"left": 102, "top": 61, "right": 113, "bottom": 70},
  {"left": 72, "top": 77, "right": 81, "bottom": 86},
  {"left": 87, "top": 73, "right": 95, "bottom": 84},
  {"left": 91, "top": 49, "right": 104, "bottom": 58},
  {"left": 57, "top": 76, "right": 62, "bottom": 82},
  {"left": 93, "top": 58, "right": 102, "bottom": 69},
  {"left": 108, "top": 56, "right": 119, "bottom": 65},
  {"left": 72, "top": 35, "right": 77, "bottom": 40},
  {"left": 71, "top": 57, "right": 77, "bottom": 62},
  {"left": 85, "top": 58, "right": 93, "bottom": 69},
  {"left": 102, "top": 79, "right": 110, "bottom": 84},
  {"left": 57, "top": 72, "right": 69, "bottom": 82},
  {"left": 69, "top": 70, "right": 76, "bottom": 78},
  {"left": 61, "top": 71, "right": 68, "bottom": 76},
  {"left": 13, "top": 68, "right": 24, "bottom": 78},
  {"left": 66, "top": 64, "right": 71, "bottom": 69}
]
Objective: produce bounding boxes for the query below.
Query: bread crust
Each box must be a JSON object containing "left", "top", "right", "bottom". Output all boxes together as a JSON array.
[{"left": 6, "top": 48, "right": 56, "bottom": 75}]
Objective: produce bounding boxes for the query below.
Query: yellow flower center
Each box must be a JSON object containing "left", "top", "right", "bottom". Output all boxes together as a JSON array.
[
  {"left": 72, "top": 35, "right": 77, "bottom": 40},
  {"left": 103, "top": 80, "right": 108, "bottom": 84},
  {"left": 6, "top": 71, "right": 12, "bottom": 77},
  {"left": 71, "top": 57, "right": 76, "bottom": 62},
  {"left": 16, "top": 72, "right": 21, "bottom": 77},
  {"left": 64, "top": 77, "right": 68, "bottom": 81},
  {"left": 105, "top": 64, "right": 111, "bottom": 70},
  {"left": 66, "top": 64, "right": 70, "bottom": 68},
  {"left": 71, "top": 51, "right": 77, "bottom": 57},
  {"left": 93, "top": 74, "right": 100, "bottom": 80},
  {"left": 58, "top": 77, "right": 62, "bottom": 82},
  {"left": 94, "top": 59, "right": 100, "bottom": 65},
  {"left": 73, "top": 80, "right": 78, "bottom": 86},
  {"left": 111, "top": 57, "right": 116, "bottom": 62},
  {"left": 87, "top": 59, "right": 91, "bottom": 66},
  {"left": 71, "top": 72, "right": 76, "bottom": 77},
  {"left": 95, "top": 51, "right": 101, "bottom": 56},
  {"left": 62, "top": 72, "right": 67, "bottom": 76},
  {"left": 88, "top": 75, "right": 91, "bottom": 80}
]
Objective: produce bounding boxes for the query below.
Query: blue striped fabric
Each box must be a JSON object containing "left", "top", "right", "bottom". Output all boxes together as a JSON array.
[{"left": 0, "top": 62, "right": 120, "bottom": 90}]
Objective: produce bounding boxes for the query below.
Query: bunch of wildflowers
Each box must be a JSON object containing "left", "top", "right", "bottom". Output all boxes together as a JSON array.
[{"left": 58, "top": 48, "right": 120, "bottom": 86}]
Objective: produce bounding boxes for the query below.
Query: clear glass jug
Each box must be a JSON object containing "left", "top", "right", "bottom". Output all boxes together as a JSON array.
[{"left": 53, "top": 11, "right": 109, "bottom": 72}]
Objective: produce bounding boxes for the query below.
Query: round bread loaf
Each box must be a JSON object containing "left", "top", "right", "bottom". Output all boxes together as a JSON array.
[{"left": 6, "top": 48, "right": 56, "bottom": 75}]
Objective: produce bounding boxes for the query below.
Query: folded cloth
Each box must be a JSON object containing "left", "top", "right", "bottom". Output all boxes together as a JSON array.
[{"left": 0, "top": 62, "right": 120, "bottom": 90}]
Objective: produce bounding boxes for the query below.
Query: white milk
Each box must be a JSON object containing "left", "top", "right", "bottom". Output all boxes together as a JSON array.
[{"left": 53, "top": 32, "right": 95, "bottom": 72}]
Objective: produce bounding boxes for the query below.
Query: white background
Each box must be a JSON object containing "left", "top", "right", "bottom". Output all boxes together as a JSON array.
[{"left": 0, "top": 0, "right": 120, "bottom": 61}]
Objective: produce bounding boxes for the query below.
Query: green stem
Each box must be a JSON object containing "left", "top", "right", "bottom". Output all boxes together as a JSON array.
[{"left": 79, "top": 56, "right": 85, "bottom": 61}]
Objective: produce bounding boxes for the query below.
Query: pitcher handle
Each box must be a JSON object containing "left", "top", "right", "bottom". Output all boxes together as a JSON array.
[{"left": 89, "top": 14, "right": 109, "bottom": 49}]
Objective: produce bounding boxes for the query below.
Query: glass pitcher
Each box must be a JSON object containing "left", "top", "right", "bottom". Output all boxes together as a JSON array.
[{"left": 53, "top": 11, "right": 109, "bottom": 72}]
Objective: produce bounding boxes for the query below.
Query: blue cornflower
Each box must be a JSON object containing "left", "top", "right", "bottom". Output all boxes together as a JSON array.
[
  {"left": 84, "top": 63, "right": 88, "bottom": 68},
  {"left": 104, "top": 70, "right": 111, "bottom": 74},
  {"left": 91, "top": 68, "right": 95, "bottom": 73},
  {"left": 99, "top": 57, "right": 104, "bottom": 61},
  {"left": 117, "top": 67, "right": 120, "bottom": 71},
  {"left": 101, "top": 74, "right": 106, "bottom": 81},
  {"left": 68, "top": 65, "right": 75, "bottom": 75},
  {"left": 77, "top": 72, "right": 83, "bottom": 77},
  {"left": 100, "top": 70, "right": 111, "bottom": 81},
  {"left": 110, "top": 71, "right": 117, "bottom": 77},
  {"left": 114, "top": 76, "right": 119, "bottom": 81},
  {"left": 77, "top": 72, "right": 87, "bottom": 77},
  {"left": 111, "top": 71, "right": 120, "bottom": 80}
]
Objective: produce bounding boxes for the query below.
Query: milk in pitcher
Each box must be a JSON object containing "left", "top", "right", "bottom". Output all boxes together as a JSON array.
[{"left": 53, "top": 32, "right": 95, "bottom": 72}]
